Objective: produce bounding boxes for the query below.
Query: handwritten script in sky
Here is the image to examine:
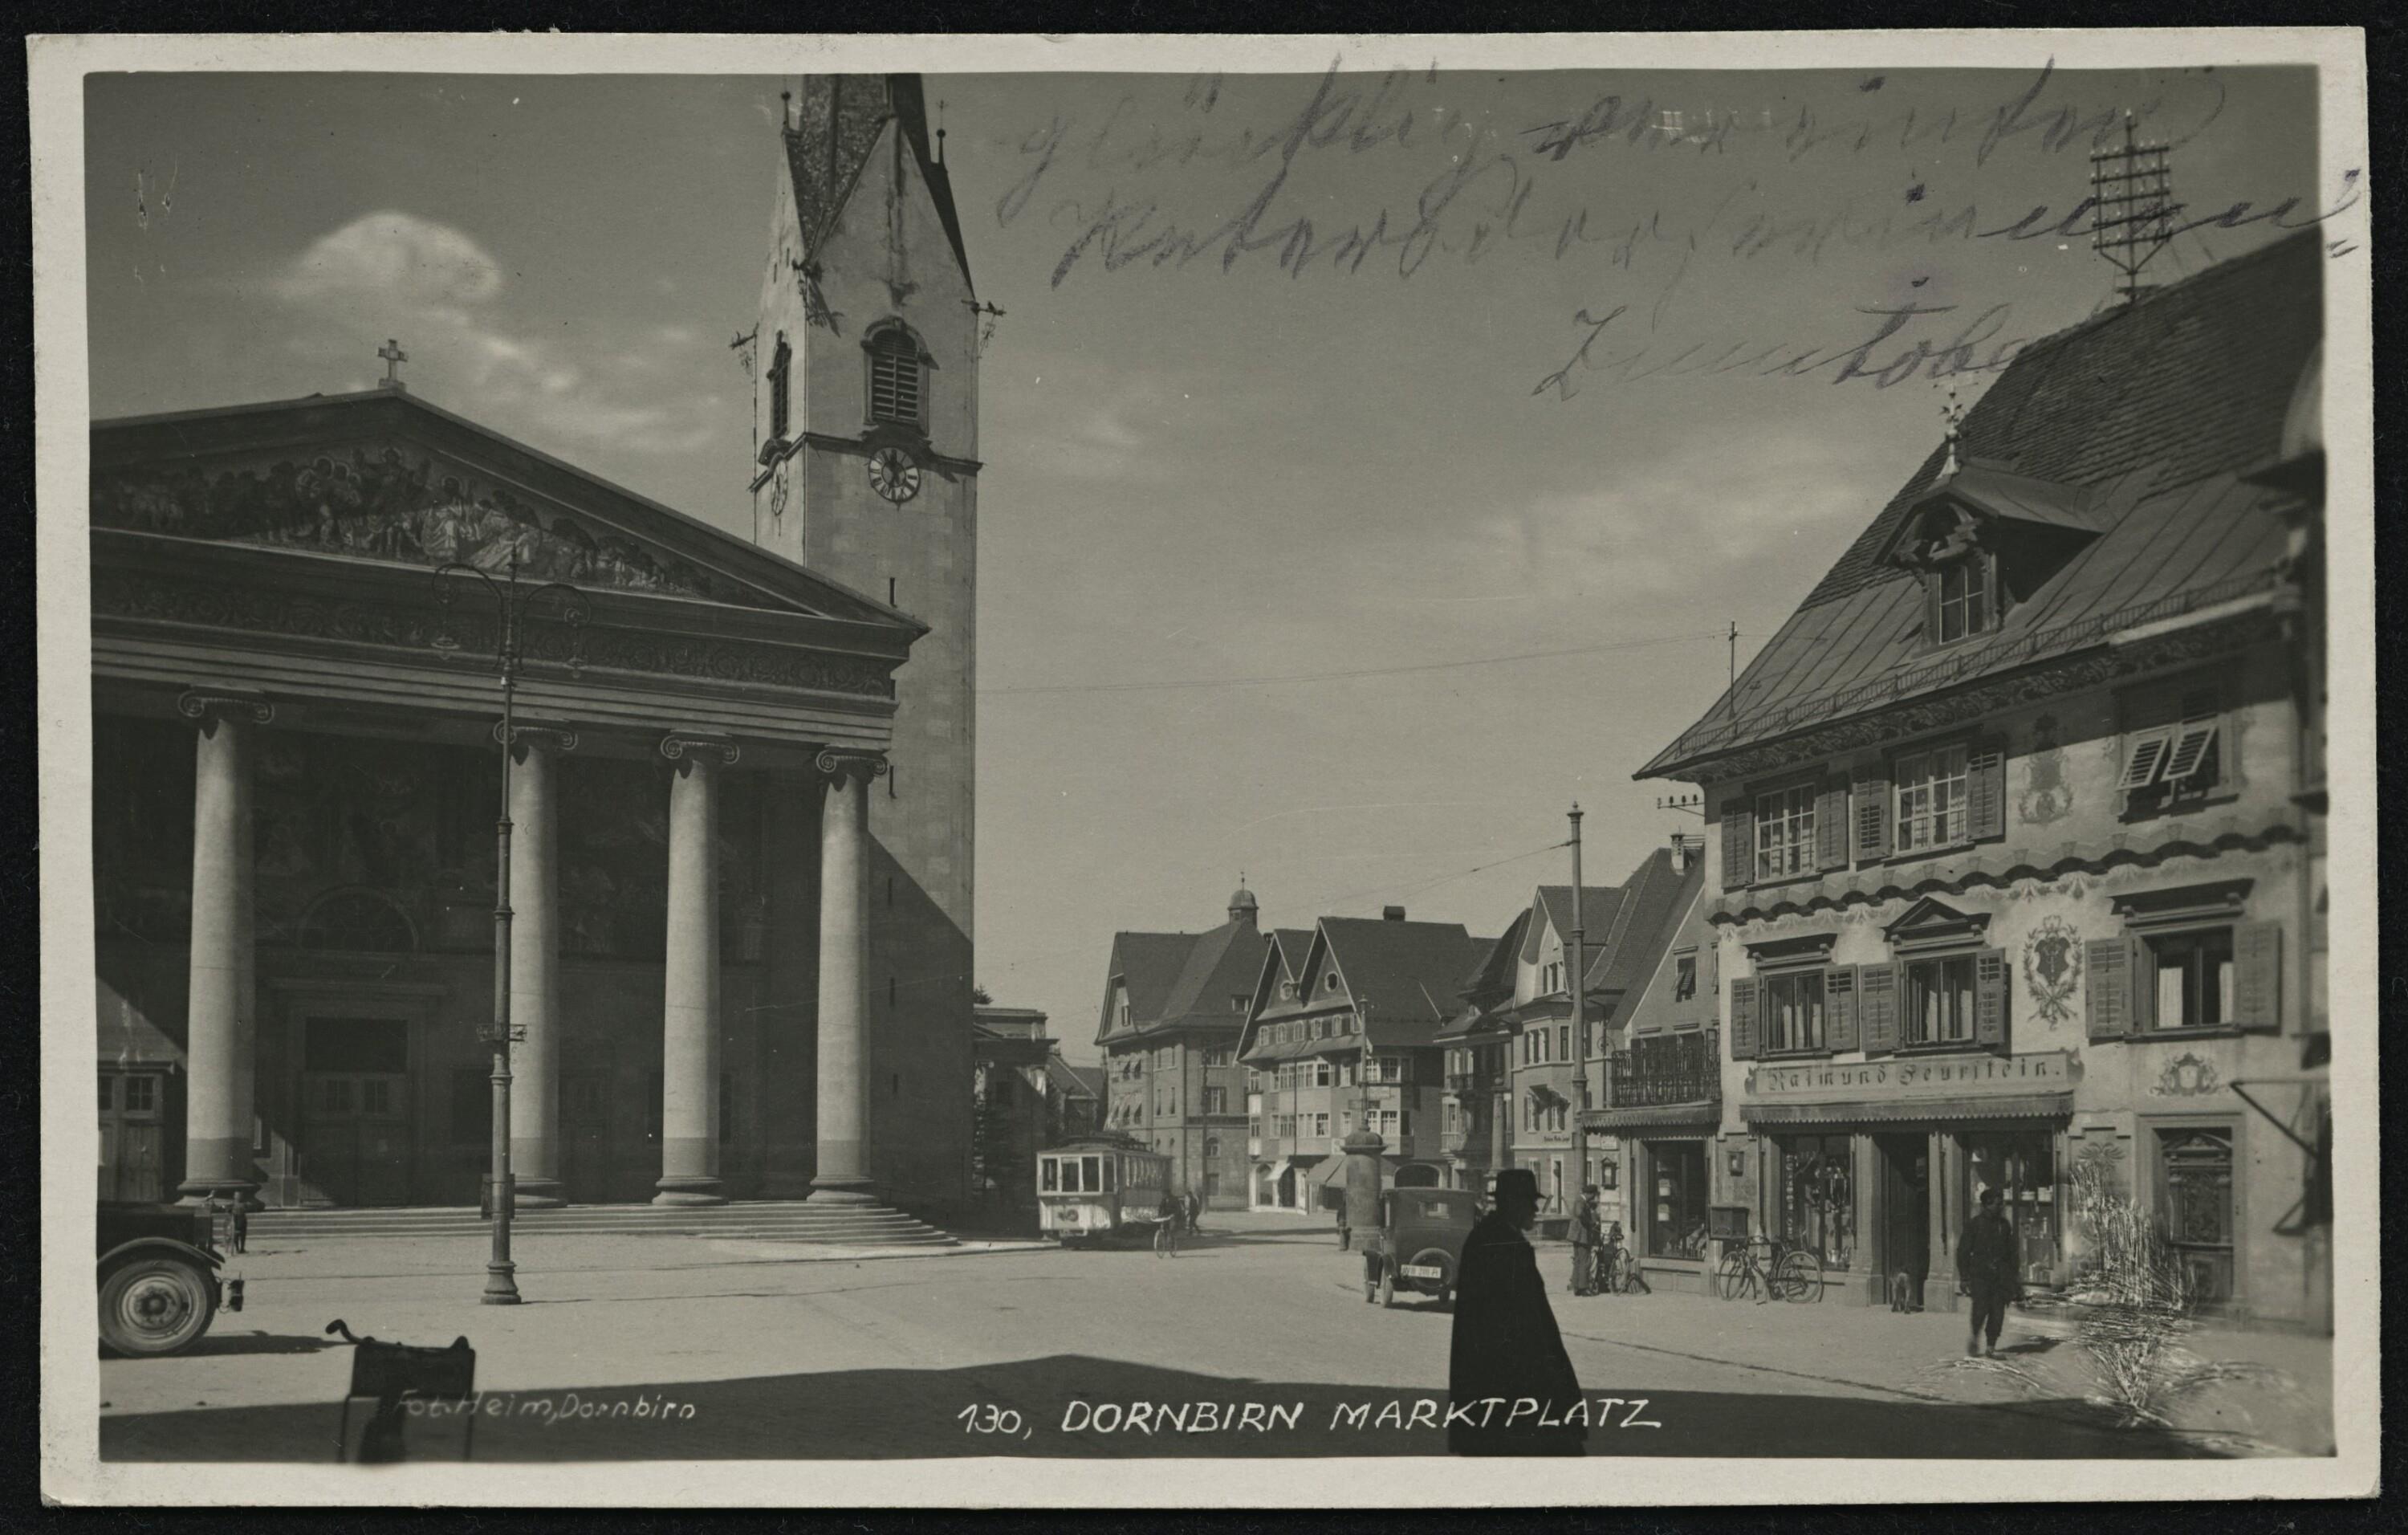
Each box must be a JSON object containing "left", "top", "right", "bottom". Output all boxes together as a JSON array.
[{"left": 995, "top": 63, "right": 2354, "bottom": 398}]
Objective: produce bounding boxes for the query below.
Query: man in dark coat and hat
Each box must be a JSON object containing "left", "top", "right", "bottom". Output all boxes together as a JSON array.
[{"left": 1448, "top": 1168, "right": 1586, "bottom": 1456}]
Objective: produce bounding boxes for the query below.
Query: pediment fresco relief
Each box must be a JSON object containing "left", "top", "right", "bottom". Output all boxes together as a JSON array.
[{"left": 92, "top": 442, "right": 752, "bottom": 603}]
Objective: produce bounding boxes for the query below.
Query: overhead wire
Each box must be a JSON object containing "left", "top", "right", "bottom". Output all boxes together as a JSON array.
[{"left": 985, "top": 628, "right": 1730, "bottom": 696}]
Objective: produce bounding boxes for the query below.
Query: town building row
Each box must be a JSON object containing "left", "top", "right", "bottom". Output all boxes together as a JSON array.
[{"left": 1091, "top": 230, "right": 2330, "bottom": 1331}]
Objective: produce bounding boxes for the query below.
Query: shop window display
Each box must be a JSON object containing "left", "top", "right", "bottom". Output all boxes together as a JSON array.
[
  {"left": 1778, "top": 1134, "right": 1855, "bottom": 1269},
  {"left": 1645, "top": 1140, "right": 1709, "bottom": 1260},
  {"left": 1963, "top": 1130, "right": 2059, "bottom": 1286}
]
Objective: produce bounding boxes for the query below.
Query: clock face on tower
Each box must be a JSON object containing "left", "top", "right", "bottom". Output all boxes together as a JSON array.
[{"left": 867, "top": 446, "right": 921, "bottom": 504}]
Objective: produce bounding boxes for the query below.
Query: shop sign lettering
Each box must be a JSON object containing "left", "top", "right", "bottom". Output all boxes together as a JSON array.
[{"left": 1745, "top": 1050, "right": 2076, "bottom": 1101}]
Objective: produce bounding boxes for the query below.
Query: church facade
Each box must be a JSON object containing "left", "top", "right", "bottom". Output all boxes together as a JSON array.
[{"left": 88, "top": 74, "right": 980, "bottom": 1215}]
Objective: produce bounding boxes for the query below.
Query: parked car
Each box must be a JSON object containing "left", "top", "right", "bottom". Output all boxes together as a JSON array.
[
  {"left": 1359, "top": 1187, "right": 1479, "bottom": 1309},
  {"left": 97, "top": 1200, "right": 242, "bottom": 1357}
]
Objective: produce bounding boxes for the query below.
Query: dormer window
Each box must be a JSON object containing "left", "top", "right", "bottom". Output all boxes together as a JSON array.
[
  {"left": 864, "top": 323, "right": 928, "bottom": 430},
  {"left": 1934, "top": 556, "right": 1991, "bottom": 644},
  {"left": 1883, "top": 464, "right": 2109, "bottom": 651}
]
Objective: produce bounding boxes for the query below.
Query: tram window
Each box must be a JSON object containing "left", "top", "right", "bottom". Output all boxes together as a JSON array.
[
  {"left": 1101, "top": 1158, "right": 1117, "bottom": 1192},
  {"left": 1084, "top": 1155, "right": 1103, "bottom": 1191},
  {"left": 1041, "top": 1158, "right": 1058, "bottom": 1192}
]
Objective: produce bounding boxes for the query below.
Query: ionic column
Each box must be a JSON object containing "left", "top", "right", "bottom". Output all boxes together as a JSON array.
[
  {"left": 176, "top": 689, "right": 272, "bottom": 1207},
  {"left": 504, "top": 723, "right": 577, "bottom": 1209},
  {"left": 809, "top": 749, "right": 885, "bottom": 1205},
  {"left": 656, "top": 731, "right": 740, "bottom": 1207}
]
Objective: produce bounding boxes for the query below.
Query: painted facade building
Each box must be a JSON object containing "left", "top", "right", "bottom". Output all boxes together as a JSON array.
[
  {"left": 1635, "top": 231, "right": 2330, "bottom": 1326},
  {"left": 1238, "top": 910, "right": 1488, "bottom": 1212},
  {"left": 1092, "top": 888, "right": 1265, "bottom": 1207}
]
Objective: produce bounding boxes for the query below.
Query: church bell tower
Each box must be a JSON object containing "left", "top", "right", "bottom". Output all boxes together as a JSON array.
[{"left": 746, "top": 74, "right": 978, "bottom": 1205}]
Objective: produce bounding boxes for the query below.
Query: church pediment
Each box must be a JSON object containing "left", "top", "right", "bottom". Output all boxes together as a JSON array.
[{"left": 88, "top": 389, "right": 914, "bottom": 629}]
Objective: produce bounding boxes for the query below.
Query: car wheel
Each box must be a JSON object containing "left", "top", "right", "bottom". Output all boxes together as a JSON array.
[{"left": 100, "top": 1256, "right": 214, "bottom": 1358}]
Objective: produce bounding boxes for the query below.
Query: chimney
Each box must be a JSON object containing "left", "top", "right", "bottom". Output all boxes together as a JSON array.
[
  {"left": 1382, "top": 906, "right": 1407, "bottom": 922},
  {"left": 1669, "top": 833, "right": 1690, "bottom": 873}
]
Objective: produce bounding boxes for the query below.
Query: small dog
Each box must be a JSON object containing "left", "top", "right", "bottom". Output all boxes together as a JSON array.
[{"left": 1889, "top": 1272, "right": 1922, "bottom": 1313}]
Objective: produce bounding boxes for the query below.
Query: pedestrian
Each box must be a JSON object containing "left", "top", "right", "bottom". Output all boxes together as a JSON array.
[
  {"left": 1447, "top": 1167, "right": 1586, "bottom": 1456},
  {"left": 230, "top": 1195, "right": 249, "bottom": 1255},
  {"left": 1186, "top": 1187, "right": 1203, "bottom": 1237},
  {"left": 1566, "top": 1184, "right": 1601, "bottom": 1296},
  {"left": 1956, "top": 1185, "right": 2021, "bottom": 1357}
]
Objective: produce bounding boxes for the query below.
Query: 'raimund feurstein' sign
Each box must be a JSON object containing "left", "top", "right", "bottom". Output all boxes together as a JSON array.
[{"left": 1745, "top": 1050, "right": 2079, "bottom": 1102}]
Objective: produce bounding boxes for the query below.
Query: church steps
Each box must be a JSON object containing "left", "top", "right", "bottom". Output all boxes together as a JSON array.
[{"left": 245, "top": 1203, "right": 959, "bottom": 1245}]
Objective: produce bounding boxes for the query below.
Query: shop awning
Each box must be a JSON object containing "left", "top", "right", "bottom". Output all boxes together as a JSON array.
[
  {"left": 1584, "top": 1101, "right": 1722, "bottom": 1132},
  {"left": 1741, "top": 1093, "right": 2072, "bottom": 1127}
]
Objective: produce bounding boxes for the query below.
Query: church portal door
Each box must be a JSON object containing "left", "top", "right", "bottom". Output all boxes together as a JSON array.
[
  {"left": 563, "top": 1072, "right": 616, "bottom": 1203},
  {"left": 300, "top": 1016, "right": 412, "bottom": 1206},
  {"left": 98, "top": 1069, "right": 168, "bottom": 1203}
]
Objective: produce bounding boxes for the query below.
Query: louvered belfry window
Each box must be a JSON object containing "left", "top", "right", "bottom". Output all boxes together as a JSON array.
[{"left": 867, "top": 326, "right": 924, "bottom": 426}]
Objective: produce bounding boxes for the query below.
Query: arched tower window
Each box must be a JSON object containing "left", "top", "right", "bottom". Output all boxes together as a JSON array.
[
  {"left": 864, "top": 323, "right": 928, "bottom": 429},
  {"left": 767, "top": 333, "right": 793, "bottom": 440}
]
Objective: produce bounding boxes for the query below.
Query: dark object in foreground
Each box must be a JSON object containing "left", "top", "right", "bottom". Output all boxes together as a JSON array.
[
  {"left": 327, "top": 1320, "right": 478, "bottom": 1464},
  {"left": 1447, "top": 1169, "right": 1584, "bottom": 1456},
  {"left": 97, "top": 1201, "right": 242, "bottom": 1358}
]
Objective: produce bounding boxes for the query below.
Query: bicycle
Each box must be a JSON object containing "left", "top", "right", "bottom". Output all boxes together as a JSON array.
[
  {"left": 1715, "top": 1233, "right": 1824, "bottom": 1304},
  {"left": 1153, "top": 1210, "right": 1180, "bottom": 1258},
  {"left": 1598, "top": 1222, "right": 1650, "bottom": 1295}
]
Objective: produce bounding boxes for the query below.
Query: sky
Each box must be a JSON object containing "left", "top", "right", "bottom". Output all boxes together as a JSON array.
[{"left": 82, "top": 61, "right": 2327, "bottom": 1062}]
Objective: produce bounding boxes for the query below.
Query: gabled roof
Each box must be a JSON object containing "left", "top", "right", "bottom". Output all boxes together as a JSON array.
[
  {"left": 1320, "top": 918, "right": 1492, "bottom": 1051},
  {"left": 1584, "top": 847, "right": 1706, "bottom": 1004},
  {"left": 1270, "top": 929, "right": 1316, "bottom": 979},
  {"left": 1096, "top": 918, "right": 1268, "bottom": 1048},
  {"left": 1524, "top": 885, "right": 1626, "bottom": 969},
  {"left": 1046, "top": 1056, "right": 1101, "bottom": 1101},
  {"left": 1641, "top": 230, "right": 2323, "bottom": 781}
]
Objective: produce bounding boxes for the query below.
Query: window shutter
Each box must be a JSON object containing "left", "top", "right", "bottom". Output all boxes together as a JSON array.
[
  {"left": 2085, "top": 937, "right": 2129, "bottom": 1040},
  {"left": 1816, "top": 776, "right": 1849, "bottom": 869},
  {"left": 1974, "top": 946, "right": 2009, "bottom": 1051},
  {"left": 1923, "top": 573, "right": 1943, "bottom": 647},
  {"left": 1720, "top": 800, "right": 1753, "bottom": 891},
  {"left": 1967, "top": 738, "right": 2007, "bottom": 842},
  {"left": 2117, "top": 725, "right": 2178, "bottom": 794},
  {"left": 2232, "top": 921, "right": 2282, "bottom": 1031},
  {"left": 1853, "top": 766, "right": 1892, "bottom": 862},
  {"left": 1728, "top": 976, "right": 1759, "bottom": 1061},
  {"left": 1824, "top": 965, "right": 1860, "bottom": 1053},
  {"left": 1857, "top": 963, "right": 1898, "bottom": 1056}
]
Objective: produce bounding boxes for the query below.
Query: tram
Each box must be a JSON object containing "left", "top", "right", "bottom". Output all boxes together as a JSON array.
[{"left": 1037, "top": 1134, "right": 1173, "bottom": 1246}]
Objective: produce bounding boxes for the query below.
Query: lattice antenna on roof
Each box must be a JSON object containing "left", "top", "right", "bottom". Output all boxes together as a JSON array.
[{"left": 2089, "top": 111, "right": 2174, "bottom": 307}]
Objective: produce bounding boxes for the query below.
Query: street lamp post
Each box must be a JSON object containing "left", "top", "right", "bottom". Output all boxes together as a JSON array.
[{"left": 431, "top": 552, "right": 588, "bottom": 1306}]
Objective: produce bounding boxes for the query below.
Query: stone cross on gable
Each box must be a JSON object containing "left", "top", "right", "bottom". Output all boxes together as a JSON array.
[{"left": 377, "top": 339, "right": 408, "bottom": 391}]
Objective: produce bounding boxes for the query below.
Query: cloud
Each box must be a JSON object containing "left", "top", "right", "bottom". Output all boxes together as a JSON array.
[
  {"left": 269, "top": 210, "right": 719, "bottom": 459},
  {"left": 275, "top": 210, "right": 503, "bottom": 309}
]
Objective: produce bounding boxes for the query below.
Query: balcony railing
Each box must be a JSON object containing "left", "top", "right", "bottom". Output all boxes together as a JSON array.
[
  {"left": 1446, "top": 1073, "right": 1498, "bottom": 1094},
  {"left": 1605, "top": 1031, "right": 1720, "bottom": 1110}
]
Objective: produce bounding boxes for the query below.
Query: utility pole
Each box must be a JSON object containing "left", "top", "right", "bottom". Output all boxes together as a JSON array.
[
  {"left": 1568, "top": 804, "right": 1589, "bottom": 1192},
  {"left": 1728, "top": 621, "right": 1738, "bottom": 690}
]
